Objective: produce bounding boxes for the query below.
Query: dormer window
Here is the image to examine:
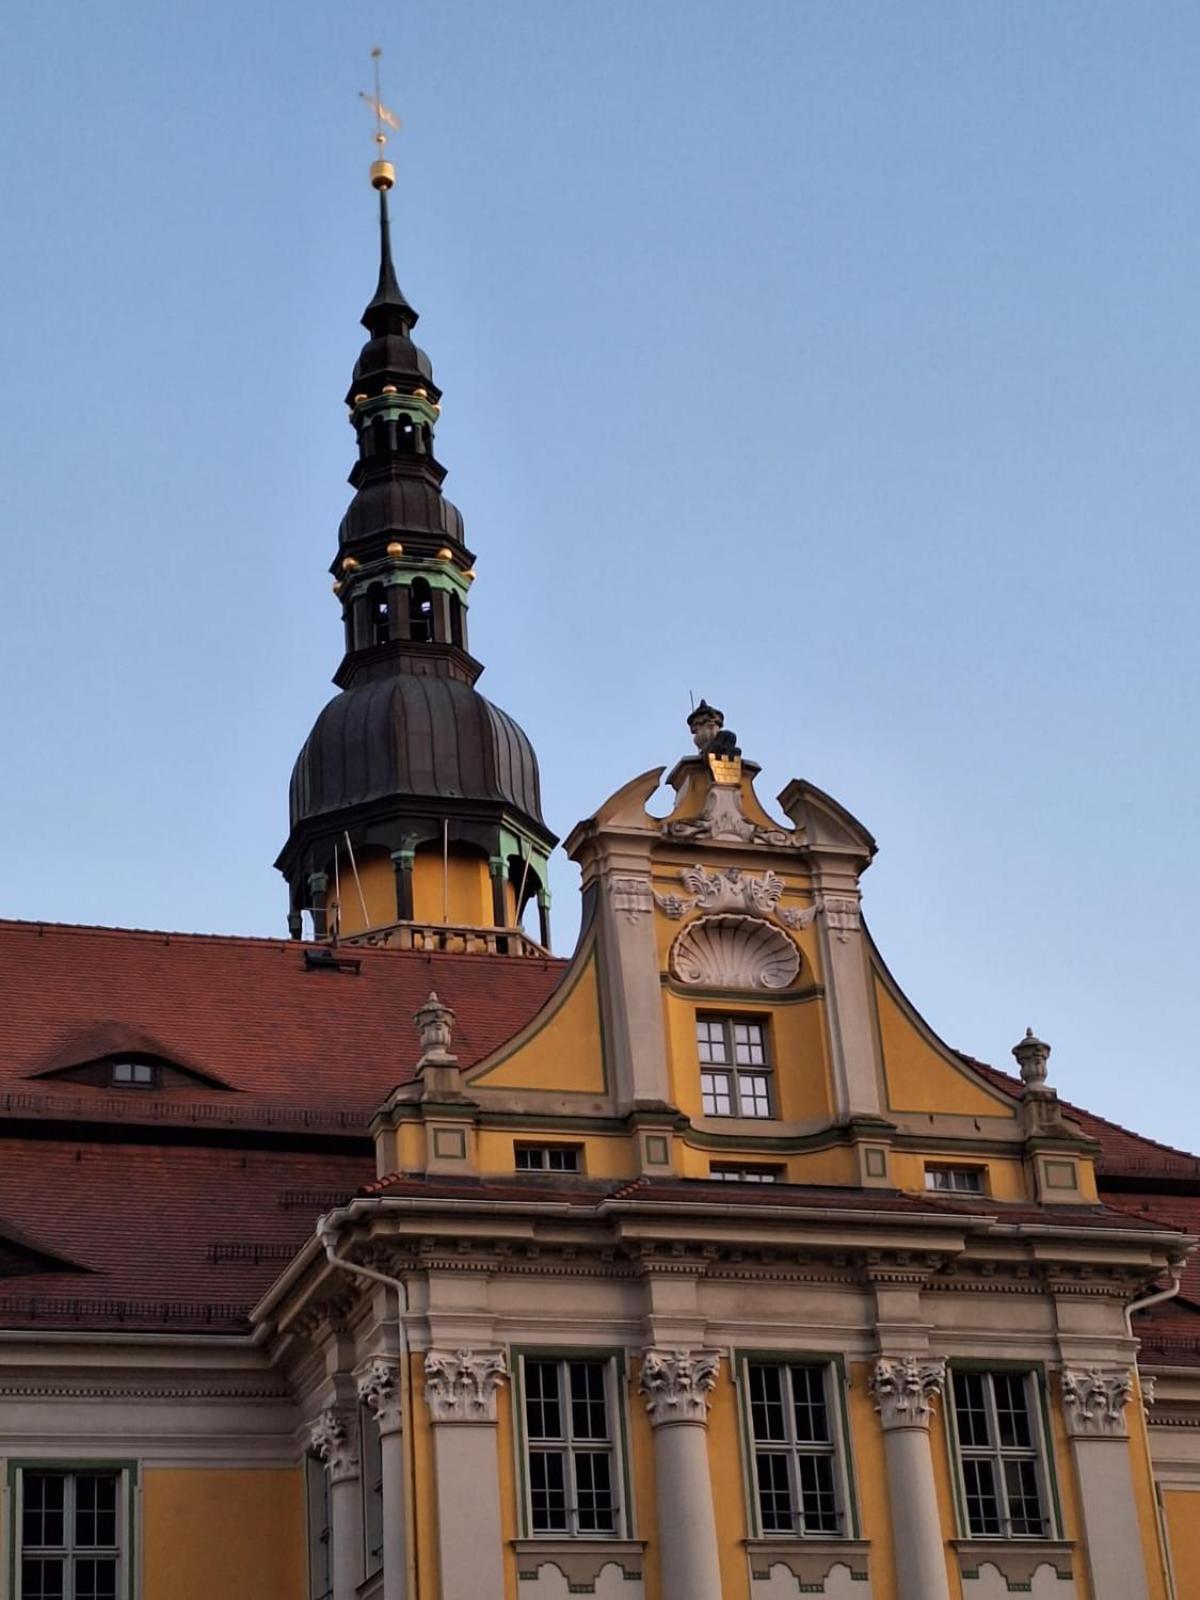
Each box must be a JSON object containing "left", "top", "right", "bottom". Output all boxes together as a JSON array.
[
  {"left": 697, "top": 1015, "right": 773, "bottom": 1118},
  {"left": 110, "top": 1060, "right": 157, "bottom": 1089},
  {"left": 925, "top": 1164, "right": 986, "bottom": 1194}
]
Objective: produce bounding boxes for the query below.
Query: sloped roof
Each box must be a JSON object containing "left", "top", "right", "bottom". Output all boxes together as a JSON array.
[{"left": 0, "top": 919, "right": 567, "bottom": 1112}]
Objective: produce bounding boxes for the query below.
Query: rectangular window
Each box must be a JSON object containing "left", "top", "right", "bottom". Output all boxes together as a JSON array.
[
  {"left": 709, "top": 1163, "right": 784, "bottom": 1183},
  {"left": 521, "top": 1357, "right": 622, "bottom": 1537},
  {"left": 515, "top": 1144, "right": 582, "bottom": 1173},
  {"left": 925, "top": 1165, "right": 986, "bottom": 1194},
  {"left": 15, "top": 1469, "right": 127, "bottom": 1600},
  {"left": 110, "top": 1061, "right": 155, "bottom": 1088},
  {"left": 360, "top": 1406, "right": 384, "bottom": 1576},
  {"left": 305, "top": 1454, "right": 332, "bottom": 1600},
  {"left": 950, "top": 1370, "right": 1051, "bottom": 1538},
  {"left": 697, "top": 1017, "right": 773, "bottom": 1119},
  {"left": 747, "top": 1363, "right": 846, "bottom": 1537}
]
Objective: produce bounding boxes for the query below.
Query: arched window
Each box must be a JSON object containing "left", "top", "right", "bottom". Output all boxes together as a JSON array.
[
  {"left": 368, "top": 582, "right": 390, "bottom": 646},
  {"left": 449, "top": 593, "right": 464, "bottom": 649},
  {"left": 409, "top": 578, "right": 434, "bottom": 642}
]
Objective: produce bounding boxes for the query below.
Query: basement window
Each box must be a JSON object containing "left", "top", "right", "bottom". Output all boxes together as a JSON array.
[
  {"left": 515, "top": 1144, "right": 582, "bottom": 1174},
  {"left": 925, "top": 1165, "right": 986, "bottom": 1194}
]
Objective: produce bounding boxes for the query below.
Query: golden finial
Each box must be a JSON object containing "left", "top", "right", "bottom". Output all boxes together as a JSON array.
[{"left": 361, "top": 45, "right": 401, "bottom": 190}]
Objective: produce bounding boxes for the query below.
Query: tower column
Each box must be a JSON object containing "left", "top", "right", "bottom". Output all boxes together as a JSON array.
[
  {"left": 489, "top": 855, "right": 507, "bottom": 927},
  {"left": 310, "top": 1407, "right": 362, "bottom": 1600},
  {"left": 639, "top": 1350, "right": 723, "bottom": 1600},
  {"left": 1061, "top": 1367, "right": 1149, "bottom": 1600},
  {"left": 391, "top": 847, "right": 415, "bottom": 922},
  {"left": 423, "top": 1349, "right": 507, "bottom": 1599},
  {"left": 870, "top": 1357, "right": 951, "bottom": 1600},
  {"left": 358, "top": 1358, "right": 407, "bottom": 1600}
]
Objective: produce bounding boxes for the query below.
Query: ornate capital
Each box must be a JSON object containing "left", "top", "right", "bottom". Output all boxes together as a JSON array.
[
  {"left": 639, "top": 1348, "right": 721, "bottom": 1427},
  {"left": 1061, "top": 1366, "right": 1134, "bottom": 1437},
  {"left": 869, "top": 1355, "right": 946, "bottom": 1430},
  {"left": 423, "top": 1348, "right": 508, "bottom": 1423},
  {"left": 357, "top": 1356, "right": 403, "bottom": 1435},
  {"left": 310, "top": 1407, "right": 360, "bottom": 1482}
]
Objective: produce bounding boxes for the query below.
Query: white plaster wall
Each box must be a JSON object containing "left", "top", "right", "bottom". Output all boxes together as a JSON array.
[
  {"left": 750, "top": 1563, "right": 871, "bottom": 1598},
  {"left": 961, "top": 1563, "right": 1076, "bottom": 1599},
  {"left": 518, "top": 1561, "right": 645, "bottom": 1598}
]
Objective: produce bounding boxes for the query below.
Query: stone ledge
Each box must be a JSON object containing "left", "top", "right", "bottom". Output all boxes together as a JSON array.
[
  {"left": 951, "top": 1538, "right": 1075, "bottom": 1585},
  {"left": 745, "top": 1537, "right": 871, "bottom": 1584},
  {"left": 513, "top": 1539, "right": 646, "bottom": 1589}
]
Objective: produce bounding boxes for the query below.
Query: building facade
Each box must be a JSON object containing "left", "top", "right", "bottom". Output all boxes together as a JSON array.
[{"left": 1, "top": 159, "right": 1200, "bottom": 1600}]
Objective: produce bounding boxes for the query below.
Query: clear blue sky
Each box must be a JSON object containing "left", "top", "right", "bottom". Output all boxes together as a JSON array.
[{"left": 1, "top": 2, "right": 1197, "bottom": 1146}]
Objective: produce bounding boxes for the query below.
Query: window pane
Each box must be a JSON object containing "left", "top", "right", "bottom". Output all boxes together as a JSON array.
[
  {"left": 569, "top": 1362, "right": 609, "bottom": 1441},
  {"left": 992, "top": 1373, "right": 1033, "bottom": 1450},
  {"left": 546, "top": 1147, "right": 579, "bottom": 1172},
  {"left": 953, "top": 1372, "right": 992, "bottom": 1448},
  {"left": 701, "top": 1071, "right": 733, "bottom": 1116},
  {"left": 797, "top": 1453, "right": 840, "bottom": 1534},
  {"left": 755, "top": 1452, "right": 793, "bottom": 1532},
  {"left": 75, "top": 1474, "right": 118, "bottom": 1549},
  {"left": 514, "top": 1147, "right": 543, "bottom": 1170},
  {"left": 74, "top": 1558, "right": 119, "bottom": 1600},
  {"left": 574, "top": 1451, "right": 616, "bottom": 1532},
  {"left": 737, "top": 1073, "right": 772, "bottom": 1118},
  {"left": 696, "top": 1019, "right": 729, "bottom": 1064},
  {"left": 525, "top": 1361, "right": 563, "bottom": 1440},
  {"left": 1004, "top": 1458, "right": 1046, "bottom": 1537},
  {"left": 529, "top": 1451, "right": 568, "bottom": 1532},
  {"left": 24, "top": 1473, "right": 66, "bottom": 1550},
  {"left": 749, "top": 1364, "right": 788, "bottom": 1442},
  {"left": 22, "top": 1558, "right": 65, "bottom": 1600},
  {"left": 733, "top": 1022, "right": 766, "bottom": 1065},
  {"left": 791, "top": 1366, "right": 831, "bottom": 1444},
  {"left": 962, "top": 1457, "right": 1002, "bottom": 1536}
]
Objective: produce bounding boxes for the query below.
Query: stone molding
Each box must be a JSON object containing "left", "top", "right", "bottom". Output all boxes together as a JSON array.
[
  {"left": 1060, "top": 1365, "right": 1134, "bottom": 1437},
  {"left": 513, "top": 1539, "right": 645, "bottom": 1588},
  {"left": 869, "top": 1355, "right": 946, "bottom": 1430},
  {"left": 0, "top": 1380, "right": 291, "bottom": 1400},
  {"left": 745, "top": 1537, "right": 870, "bottom": 1584},
  {"left": 423, "top": 1347, "right": 508, "bottom": 1423},
  {"left": 310, "top": 1407, "right": 360, "bottom": 1483},
  {"left": 951, "top": 1539, "right": 1075, "bottom": 1585},
  {"left": 357, "top": 1355, "right": 403, "bottom": 1435},
  {"left": 638, "top": 1348, "right": 720, "bottom": 1427}
]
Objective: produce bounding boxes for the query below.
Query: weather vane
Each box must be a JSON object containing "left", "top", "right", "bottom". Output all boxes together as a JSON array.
[{"left": 360, "top": 45, "right": 402, "bottom": 190}]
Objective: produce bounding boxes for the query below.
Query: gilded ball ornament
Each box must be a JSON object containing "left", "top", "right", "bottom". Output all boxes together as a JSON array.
[{"left": 386, "top": 541, "right": 405, "bottom": 558}]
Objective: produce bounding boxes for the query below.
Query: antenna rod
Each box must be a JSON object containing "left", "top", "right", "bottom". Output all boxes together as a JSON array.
[{"left": 344, "top": 830, "right": 371, "bottom": 931}]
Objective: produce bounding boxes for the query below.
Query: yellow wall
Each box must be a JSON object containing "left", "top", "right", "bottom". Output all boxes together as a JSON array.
[
  {"left": 1163, "top": 1488, "right": 1200, "bottom": 1599},
  {"left": 707, "top": 1364, "right": 751, "bottom": 1597},
  {"left": 875, "top": 976, "right": 1015, "bottom": 1118},
  {"left": 890, "top": 1150, "right": 1028, "bottom": 1201},
  {"left": 477, "top": 1128, "right": 636, "bottom": 1177},
  {"left": 413, "top": 843, "right": 493, "bottom": 927},
  {"left": 847, "top": 1359, "right": 897, "bottom": 1600},
  {"left": 1045, "top": 1379, "right": 1093, "bottom": 1600},
  {"left": 473, "top": 949, "right": 606, "bottom": 1094},
  {"left": 141, "top": 1468, "right": 304, "bottom": 1600},
  {"left": 326, "top": 848, "right": 398, "bottom": 936},
  {"left": 1126, "top": 1375, "right": 1171, "bottom": 1600},
  {"left": 663, "top": 992, "right": 834, "bottom": 1125},
  {"left": 628, "top": 1356, "right": 663, "bottom": 1600}
]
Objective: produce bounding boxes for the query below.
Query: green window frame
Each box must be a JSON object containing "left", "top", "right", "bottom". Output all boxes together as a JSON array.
[
  {"left": 736, "top": 1354, "right": 859, "bottom": 1541},
  {"left": 8, "top": 1462, "right": 137, "bottom": 1600},
  {"left": 512, "top": 1349, "right": 633, "bottom": 1541},
  {"left": 944, "top": 1364, "right": 1061, "bottom": 1541},
  {"left": 304, "top": 1453, "right": 332, "bottom": 1600}
]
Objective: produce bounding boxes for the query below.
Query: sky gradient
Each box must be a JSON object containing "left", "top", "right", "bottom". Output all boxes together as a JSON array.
[{"left": 2, "top": 2, "right": 1198, "bottom": 1146}]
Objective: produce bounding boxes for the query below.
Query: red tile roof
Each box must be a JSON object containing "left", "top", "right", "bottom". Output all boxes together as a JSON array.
[{"left": 0, "top": 919, "right": 567, "bottom": 1115}]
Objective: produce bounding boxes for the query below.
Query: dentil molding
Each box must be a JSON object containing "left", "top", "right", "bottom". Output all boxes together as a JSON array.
[
  {"left": 869, "top": 1355, "right": 947, "bottom": 1430},
  {"left": 423, "top": 1348, "right": 508, "bottom": 1423},
  {"left": 357, "top": 1356, "right": 403, "bottom": 1435},
  {"left": 1061, "top": 1366, "right": 1134, "bottom": 1437},
  {"left": 310, "top": 1407, "right": 360, "bottom": 1482},
  {"left": 638, "top": 1348, "right": 720, "bottom": 1426}
]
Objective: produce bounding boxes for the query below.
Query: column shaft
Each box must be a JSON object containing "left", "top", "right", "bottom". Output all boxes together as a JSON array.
[
  {"left": 651, "top": 1421, "right": 722, "bottom": 1600},
  {"left": 329, "top": 1473, "right": 362, "bottom": 1600},
  {"left": 379, "top": 1427, "right": 406, "bottom": 1600},
  {"left": 880, "top": 1425, "right": 950, "bottom": 1600}
]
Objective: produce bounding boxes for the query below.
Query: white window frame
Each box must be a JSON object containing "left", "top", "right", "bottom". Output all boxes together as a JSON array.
[
  {"left": 708, "top": 1163, "right": 783, "bottom": 1183},
  {"left": 947, "top": 1368, "right": 1054, "bottom": 1540},
  {"left": 305, "top": 1453, "right": 332, "bottom": 1600},
  {"left": 12, "top": 1464, "right": 133, "bottom": 1600},
  {"left": 516, "top": 1354, "right": 628, "bottom": 1539},
  {"left": 925, "top": 1164, "right": 987, "bottom": 1194},
  {"left": 514, "top": 1143, "right": 583, "bottom": 1174},
  {"left": 741, "top": 1359, "right": 854, "bottom": 1540},
  {"left": 696, "top": 1015, "right": 774, "bottom": 1119}
]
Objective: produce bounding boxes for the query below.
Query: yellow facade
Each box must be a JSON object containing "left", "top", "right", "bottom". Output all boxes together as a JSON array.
[{"left": 141, "top": 1469, "right": 305, "bottom": 1600}]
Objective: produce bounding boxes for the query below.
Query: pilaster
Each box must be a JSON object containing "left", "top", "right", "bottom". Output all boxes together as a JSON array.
[
  {"left": 358, "top": 1358, "right": 406, "bottom": 1600},
  {"left": 869, "top": 1356, "right": 951, "bottom": 1600},
  {"left": 638, "top": 1349, "right": 723, "bottom": 1600},
  {"left": 311, "top": 1406, "right": 362, "bottom": 1600},
  {"left": 1060, "top": 1365, "right": 1149, "bottom": 1600},
  {"left": 423, "top": 1348, "right": 508, "bottom": 1599}
]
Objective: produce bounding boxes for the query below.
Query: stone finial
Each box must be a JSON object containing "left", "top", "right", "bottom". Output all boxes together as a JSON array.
[
  {"left": 639, "top": 1348, "right": 721, "bottom": 1427},
  {"left": 869, "top": 1355, "right": 947, "bottom": 1430},
  {"left": 1013, "top": 1027, "right": 1051, "bottom": 1091},
  {"left": 414, "top": 990, "right": 456, "bottom": 1065}
]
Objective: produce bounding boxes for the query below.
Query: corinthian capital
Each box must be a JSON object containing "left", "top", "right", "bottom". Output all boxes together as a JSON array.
[
  {"left": 639, "top": 1348, "right": 721, "bottom": 1427},
  {"left": 357, "top": 1356, "right": 404, "bottom": 1435},
  {"left": 1061, "top": 1366, "right": 1134, "bottom": 1437},
  {"left": 423, "top": 1348, "right": 508, "bottom": 1423},
  {"left": 869, "top": 1355, "right": 946, "bottom": 1430},
  {"left": 310, "top": 1407, "right": 360, "bottom": 1482}
]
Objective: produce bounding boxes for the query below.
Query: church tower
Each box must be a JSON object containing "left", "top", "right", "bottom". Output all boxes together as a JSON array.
[{"left": 276, "top": 159, "right": 555, "bottom": 950}]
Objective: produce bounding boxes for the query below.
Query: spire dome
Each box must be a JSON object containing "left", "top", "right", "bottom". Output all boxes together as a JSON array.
[{"left": 362, "top": 181, "right": 417, "bottom": 335}]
